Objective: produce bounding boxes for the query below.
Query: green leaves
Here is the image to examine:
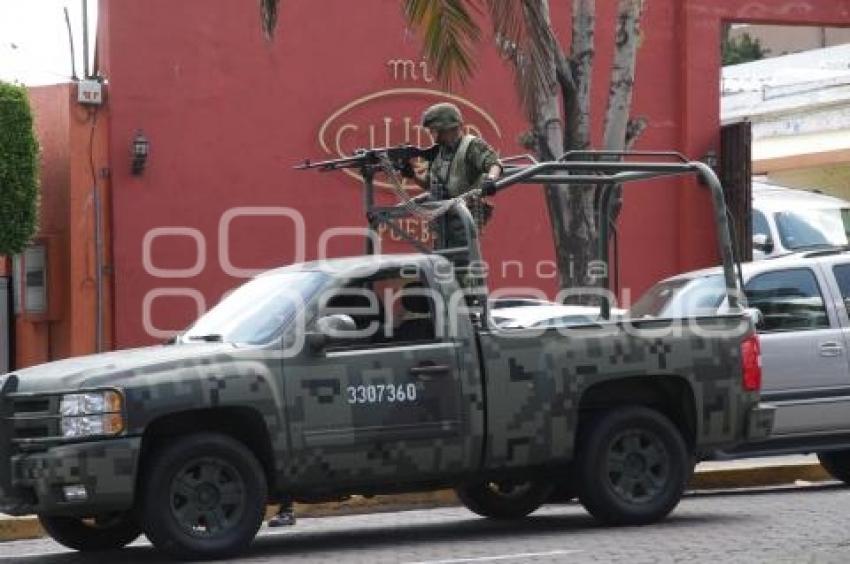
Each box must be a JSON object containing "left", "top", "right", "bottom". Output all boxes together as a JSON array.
[
  {"left": 722, "top": 32, "right": 768, "bottom": 66},
  {"left": 0, "top": 81, "right": 39, "bottom": 256},
  {"left": 488, "top": 0, "right": 560, "bottom": 120},
  {"left": 402, "top": 0, "right": 482, "bottom": 87},
  {"left": 401, "top": 0, "right": 560, "bottom": 119}
]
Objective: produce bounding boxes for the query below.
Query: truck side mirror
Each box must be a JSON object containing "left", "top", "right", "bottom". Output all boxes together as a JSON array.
[
  {"left": 307, "top": 314, "right": 358, "bottom": 352},
  {"left": 752, "top": 233, "right": 774, "bottom": 254}
]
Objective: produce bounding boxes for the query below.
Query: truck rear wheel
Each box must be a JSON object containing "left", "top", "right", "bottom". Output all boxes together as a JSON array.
[
  {"left": 548, "top": 482, "right": 576, "bottom": 503},
  {"left": 576, "top": 407, "right": 688, "bottom": 526},
  {"left": 141, "top": 433, "right": 267, "bottom": 560},
  {"left": 817, "top": 450, "right": 850, "bottom": 484},
  {"left": 455, "top": 480, "right": 553, "bottom": 520},
  {"left": 38, "top": 512, "right": 141, "bottom": 552}
]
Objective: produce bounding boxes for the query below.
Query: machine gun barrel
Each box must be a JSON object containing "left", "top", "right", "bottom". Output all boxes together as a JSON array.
[{"left": 295, "top": 144, "right": 438, "bottom": 172}]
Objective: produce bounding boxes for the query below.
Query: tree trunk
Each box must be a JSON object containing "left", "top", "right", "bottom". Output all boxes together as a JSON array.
[
  {"left": 602, "top": 0, "right": 643, "bottom": 152},
  {"left": 505, "top": 0, "right": 644, "bottom": 298},
  {"left": 553, "top": 0, "right": 598, "bottom": 298},
  {"left": 599, "top": 0, "right": 645, "bottom": 272},
  {"left": 565, "top": 0, "right": 594, "bottom": 153}
]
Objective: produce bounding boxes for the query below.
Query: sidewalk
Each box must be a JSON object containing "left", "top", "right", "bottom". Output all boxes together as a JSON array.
[{"left": 0, "top": 455, "right": 832, "bottom": 542}]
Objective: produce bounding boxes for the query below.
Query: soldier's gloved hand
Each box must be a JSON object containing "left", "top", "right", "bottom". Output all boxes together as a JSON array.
[{"left": 481, "top": 178, "right": 498, "bottom": 196}]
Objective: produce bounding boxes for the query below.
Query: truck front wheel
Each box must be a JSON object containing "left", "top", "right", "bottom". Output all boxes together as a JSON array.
[
  {"left": 455, "top": 480, "right": 553, "bottom": 520},
  {"left": 141, "top": 433, "right": 268, "bottom": 560},
  {"left": 576, "top": 406, "right": 689, "bottom": 526},
  {"left": 38, "top": 512, "right": 141, "bottom": 551}
]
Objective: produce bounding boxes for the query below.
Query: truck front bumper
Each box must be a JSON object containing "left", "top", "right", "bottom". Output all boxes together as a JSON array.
[
  {"left": 0, "top": 437, "right": 140, "bottom": 517},
  {"left": 745, "top": 403, "right": 776, "bottom": 441}
]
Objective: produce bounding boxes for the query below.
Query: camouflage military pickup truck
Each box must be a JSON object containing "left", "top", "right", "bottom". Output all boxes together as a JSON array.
[{"left": 0, "top": 152, "right": 774, "bottom": 560}]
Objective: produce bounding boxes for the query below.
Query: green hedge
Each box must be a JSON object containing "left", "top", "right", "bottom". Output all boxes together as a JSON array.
[{"left": 0, "top": 81, "right": 39, "bottom": 256}]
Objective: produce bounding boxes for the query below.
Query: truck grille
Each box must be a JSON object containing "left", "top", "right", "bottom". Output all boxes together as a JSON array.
[{"left": 5, "top": 394, "right": 61, "bottom": 452}]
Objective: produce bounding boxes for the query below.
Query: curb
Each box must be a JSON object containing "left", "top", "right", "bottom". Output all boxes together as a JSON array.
[
  {"left": 689, "top": 462, "right": 829, "bottom": 490},
  {"left": 0, "top": 516, "right": 43, "bottom": 543},
  {"left": 0, "top": 463, "right": 831, "bottom": 543}
]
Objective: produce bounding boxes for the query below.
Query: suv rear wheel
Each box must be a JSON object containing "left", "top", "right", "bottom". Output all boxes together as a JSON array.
[
  {"left": 576, "top": 406, "right": 689, "bottom": 525},
  {"left": 818, "top": 450, "right": 850, "bottom": 484},
  {"left": 455, "top": 480, "right": 553, "bottom": 520},
  {"left": 141, "top": 432, "right": 267, "bottom": 560},
  {"left": 39, "top": 512, "right": 141, "bottom": 551}
]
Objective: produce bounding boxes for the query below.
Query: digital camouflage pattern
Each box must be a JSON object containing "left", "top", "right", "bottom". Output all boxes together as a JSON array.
[
  {"left": 427, "top": 136, "right": 500, "bottom": 249},
  {"left": 0, "top": 254, "right": 772, "bottom": 516}
]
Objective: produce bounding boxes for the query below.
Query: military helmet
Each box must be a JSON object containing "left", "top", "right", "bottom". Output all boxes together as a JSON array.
[{"left": 421, "top": 103, "right": 463, "bottom": 131}]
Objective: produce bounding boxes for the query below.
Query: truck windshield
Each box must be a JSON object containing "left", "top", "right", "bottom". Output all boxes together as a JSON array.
[
  {"left": 774, "top": 208, "right": 850, "bottom": 250},
  {"left": 629, "top": 274, "right": 726, "bottom": 318},
  {"left": 182, "top": 271, "right": 330, "bottom": 345}
]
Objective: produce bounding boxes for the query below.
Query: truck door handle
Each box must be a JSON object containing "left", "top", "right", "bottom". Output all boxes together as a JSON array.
[
  {"left": 410, "top": 364, "right": 451, "bottom": 375},
  {"left": 819, "top": 342, "right": 843, "bottom": 357}
]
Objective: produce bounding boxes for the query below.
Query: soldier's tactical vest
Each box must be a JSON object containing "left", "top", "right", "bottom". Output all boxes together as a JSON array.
[
  {"left": 429, "top": 135, "right": 493, "bottom": 234},
  {"left": 430, "top": 134, "right": 479, "bottom": 199}
]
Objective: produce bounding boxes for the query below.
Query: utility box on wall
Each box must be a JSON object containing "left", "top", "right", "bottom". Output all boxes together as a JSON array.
[
  {"left": 0, "top": 277, "right": 9, "bottom": 374},
  {"left": 12, "top": 239, "right": 63, "bottom": 322}
]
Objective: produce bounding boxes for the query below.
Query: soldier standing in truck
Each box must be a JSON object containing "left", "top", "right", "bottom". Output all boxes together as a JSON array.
[{"left": 404, "top": 102, "right": 502, "bottom": 250}]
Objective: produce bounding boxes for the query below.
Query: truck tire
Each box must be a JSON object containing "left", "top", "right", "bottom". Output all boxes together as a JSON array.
[
  {"left": 455, "top": 480, "right": 553, "bottom": 520},
  {"left": 38, "top": 512, "right": 141, "bottom": 552},
  {"left": 575, "top": 406, "right": 689, "bottom": 526},
  {"left": 548, "top": 465, "right": 577, "bottom": 503},
  {"left": 817, "top": 450, "right": 850, "bottom": 484},
  {"left": 141, "top": 432, "right": 268, "bottom": 560},
  {"left": 548, "top": 482, "right": 576, "bottom": 503}
]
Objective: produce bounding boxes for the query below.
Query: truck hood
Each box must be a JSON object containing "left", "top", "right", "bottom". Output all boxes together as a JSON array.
[{"left": 4, "top": 343, "right": 238, "bottom": 394}]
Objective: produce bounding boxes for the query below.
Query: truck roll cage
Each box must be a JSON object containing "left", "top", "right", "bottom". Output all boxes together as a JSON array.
[{"left": 296, "top": 149, "right": 742, "bottom": 322}]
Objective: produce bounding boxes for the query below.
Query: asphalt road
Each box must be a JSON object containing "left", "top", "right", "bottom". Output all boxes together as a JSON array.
[{"left": 3, "top": 483, "right": 850, "bottom": 563}]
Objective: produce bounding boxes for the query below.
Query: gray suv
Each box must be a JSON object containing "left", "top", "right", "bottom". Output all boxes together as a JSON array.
[{"left": 630, "top": 249, "right": 850, "bottom": 483}]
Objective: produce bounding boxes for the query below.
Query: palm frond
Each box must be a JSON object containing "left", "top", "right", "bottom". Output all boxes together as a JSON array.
[
  {"left": 487, "top": 0, "right": 559, "bottom": 121},
  {"left": 402, "top": 0, "right": 482, "bottom": 87},
  {"left": 260, "top": 0, "right": 280, "bottom": 40}
]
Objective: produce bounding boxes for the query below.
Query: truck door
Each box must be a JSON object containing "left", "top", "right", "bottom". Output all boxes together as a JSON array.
[
  {"left": 746, "top": 267, "right": 849, "bottom": 435},
  {"left": 820, "top": 261, "right": 850, "bottom": 431},
  {"left": 283, "top": 266, "right": 471, "bottom": 487}
]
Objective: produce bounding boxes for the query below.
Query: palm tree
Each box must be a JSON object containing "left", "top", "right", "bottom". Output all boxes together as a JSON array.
[{"left": 259, "top": 0, "right": 646, "bottom": 294}]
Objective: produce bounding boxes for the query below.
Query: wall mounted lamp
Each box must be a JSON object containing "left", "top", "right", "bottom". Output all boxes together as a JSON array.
[{"left": 131, "top": 130, "right": 150, "bottom": 176}]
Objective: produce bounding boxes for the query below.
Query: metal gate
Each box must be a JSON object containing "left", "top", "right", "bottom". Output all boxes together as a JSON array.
[{"left": 0, "top": 277, "right": 8, "bottom": 374}]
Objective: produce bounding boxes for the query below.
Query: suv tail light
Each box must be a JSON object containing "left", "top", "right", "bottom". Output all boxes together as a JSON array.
[{"left": 741, "top": 333, "right": 762, "bottom": 392}]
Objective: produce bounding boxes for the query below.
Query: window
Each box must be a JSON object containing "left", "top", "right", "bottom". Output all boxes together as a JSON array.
[
  {"left": 629, "top": 275, "right": 725, "bottom": 318},
  {"left": 752, "top": 210, "right": 770, "bottom": 239},
  {"left": 752, "top": 210, "right": 775, "bottom": 254},
  {"left": 320, "top": 268, "right": 437, "bottom": 346},
  {"left": 774, "top": 209, "right": 849, "bottom": 250},
  {"left": 831, "top": 263, "right": 850, "bottom": 318},
  {"left": 183, "top": 271, "right": 330, "bottom": 344},
  {"left": 744, "top": 268, "right": 829, "bottom": 332}
]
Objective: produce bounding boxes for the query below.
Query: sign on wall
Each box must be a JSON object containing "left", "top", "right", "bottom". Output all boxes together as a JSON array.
[{"left": 315, "top": 58, "right": 505, "bottom": 247}]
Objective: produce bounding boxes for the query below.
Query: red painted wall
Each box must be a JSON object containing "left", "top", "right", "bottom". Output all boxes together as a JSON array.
[
  {"left": 98, "top": 0, "right": 850, "bottom": 348},
  {"left": 15, "top": 84, "right": 113, "bottom": 368}
]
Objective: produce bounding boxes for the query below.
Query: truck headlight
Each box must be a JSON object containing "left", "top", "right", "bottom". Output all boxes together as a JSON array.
[{"left": 59, "top": 391, "right": 125, "bottom": 438}]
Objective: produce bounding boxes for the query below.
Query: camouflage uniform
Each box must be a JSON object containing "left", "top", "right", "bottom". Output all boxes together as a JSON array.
[
  {"left": 420, "top": 103, "right": 500, "bottom": 251},
  {"left": 427, "top": 136, "right": 500, "bottom": 249}
]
